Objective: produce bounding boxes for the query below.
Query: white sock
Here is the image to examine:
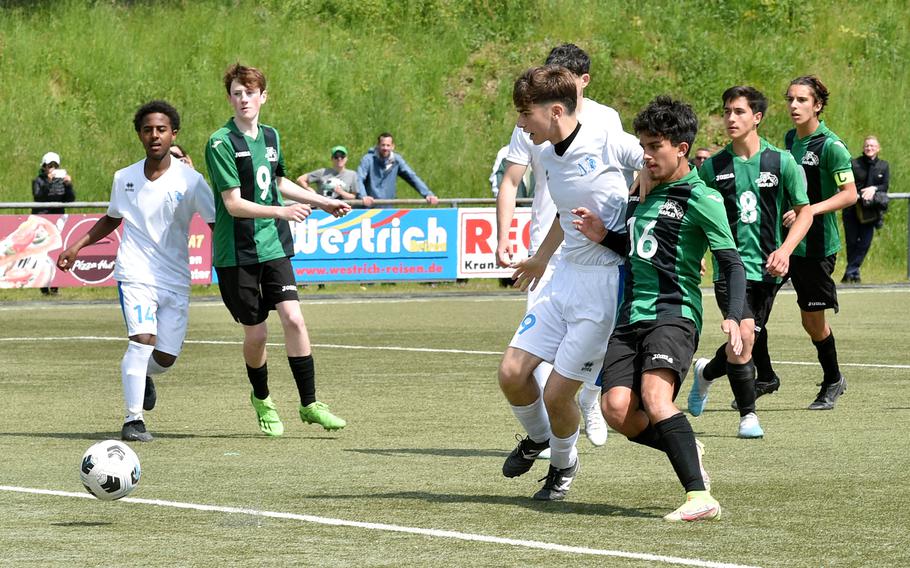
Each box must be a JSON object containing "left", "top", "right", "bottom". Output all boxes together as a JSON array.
[
  {"left": 147, "top": 353, "right": 173, "bottom": 376},
  {"left": 122, "top": 341, "right": 154, "bottom": 423},
  {"left": 550, "top": 428, "right": 579, "bottom": 470},
  {"left": 532, "top": 361, "right": 553, "bottom": 390},
  {"left": 578, "top": 383, "right": 600, "bottom": 409},
  {"left": 511, "top": 395, "right": 551, "bottom": 443}
]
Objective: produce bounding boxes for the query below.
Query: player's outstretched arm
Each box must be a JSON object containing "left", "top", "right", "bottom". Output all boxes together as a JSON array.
[
  {"left": 495, "top": 162, "right": 526, "bottom": 267},
  {"left": 222, "top": 187, "right": 311, "bottom": 222},
  {"left": 277, "top": 177, "right": 351, "bottom": 218},
  {"left": 57, "top": 215, "right": 122, "bottom": 272}
]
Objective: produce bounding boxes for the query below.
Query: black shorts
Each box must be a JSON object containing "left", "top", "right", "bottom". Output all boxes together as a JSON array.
[
  {"left": 788, "top": 254, "right": 839, "bottom": 313},
  {"left": 714, "top": 279, "right": 781, "bottom": 331},
  {"left": 215, "top": 258, "right": 299, "bottom": 325},
  {"left": 601, "top": 318, "right": 699, "bottom": 401}
]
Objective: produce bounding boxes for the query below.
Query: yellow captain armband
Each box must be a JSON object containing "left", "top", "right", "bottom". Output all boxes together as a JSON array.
[{"left": 834, "top": 169, "right": 854, "bottom": 187}]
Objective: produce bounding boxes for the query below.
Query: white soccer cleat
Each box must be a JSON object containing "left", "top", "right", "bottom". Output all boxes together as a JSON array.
[
  {"left": 738, "top": 412, "right": 765, "bottom": 438},
  {"left": 579, "top": 395, "right": 608, "bottom": 447}
]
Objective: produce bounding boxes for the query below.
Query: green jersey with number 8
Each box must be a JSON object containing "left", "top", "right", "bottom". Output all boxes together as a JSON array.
[
  {"left": 619, "top": 169, "right": 737, "bottom": 332},
  {"left": 205, "top": 119, "right": 294, "bottom": 268}
]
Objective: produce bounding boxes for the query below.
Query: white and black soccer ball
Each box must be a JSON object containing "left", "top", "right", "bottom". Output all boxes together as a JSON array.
[{"left": 79, "top": 440, "right": 141, "bottom": 501}]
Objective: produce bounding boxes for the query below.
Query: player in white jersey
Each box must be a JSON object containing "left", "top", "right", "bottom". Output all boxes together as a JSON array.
[
  {"left": 495, "top": 43, "right": 625, "bottom": 449},
  {"left": 498, "top": 66, "right": 643, "bottom": 501},
  {"left": 58, "top": 101, "right": 216, "bottom": 442}
]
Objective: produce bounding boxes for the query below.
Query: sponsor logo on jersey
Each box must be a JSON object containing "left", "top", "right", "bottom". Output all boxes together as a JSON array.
[
  {"left": 659, "top": 199, "right": 684, "bottom": 219},
  {"left": 125, "top": 182, "right": 135, "bottom": 192},
  {"left": 266, "top": 147, "right": 278, "bottom": 162},
  {"left": 281, "top": 285, "right": 296, "bottom": 292},
  {"left": 706, "top": 194, "right": 723, "bottom": 203},
  {"left": 581, "top": 361, "right": 594, "bottom": 373},
  {"left": 234, "top": 151, "right": 251, "bottom": 158},
  {"left": 575, "top": 156, "right": 599, "bottom": 176},
  {"left": 715, "top": 173, "right": 735, "bottom": 181},
  {"left": 756, "top": 171, "right": 779, "bottom": 188},
  {"left": 652, "top": 353, "right": 675, "bottom": 364},
  {"left": 211, "top": 140, "right": 223, "bottom": 149},
  {"left": 801, "top": 151, "right": 819, "bottom": 166}
]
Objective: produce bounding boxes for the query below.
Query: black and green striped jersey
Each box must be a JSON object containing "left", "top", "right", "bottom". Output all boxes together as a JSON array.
[
  {"left": 205, "top": 119, "right": 294, "bottom": 268},
  {"left": 785, "top": 121, "right": 853, "bottom": 258},
  {"left": 619, "top": 169, "right": 737, "bottom": 333},
  {"left": 699, "top": 138, "right": 808, "bottom": 283}
]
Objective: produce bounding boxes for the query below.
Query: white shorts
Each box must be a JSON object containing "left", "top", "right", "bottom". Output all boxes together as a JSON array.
[
  {"left": 118, "top": 282, "right": 189, "bottom": 356},
  {"left": 526, "top": 253, "right": 558, "bottom": 310},
  {"left": 509, "top": 259, "right": 621, "bottom": 384}
]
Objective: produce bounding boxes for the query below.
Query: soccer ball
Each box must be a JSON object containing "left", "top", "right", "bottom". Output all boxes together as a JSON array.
[{"left": 79, "top": 440, "right": 141, "bottom": 501}]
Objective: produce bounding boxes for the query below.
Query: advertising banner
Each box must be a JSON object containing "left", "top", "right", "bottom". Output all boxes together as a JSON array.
[
  {"left": 280, "top": 208, "right": 458, "bottom": 283},
  {"left": 0, "top": 214, "right": 212, "bottom": 289},
  {"left": 457, "top": 207, "right": 533, "bottom": 278}
]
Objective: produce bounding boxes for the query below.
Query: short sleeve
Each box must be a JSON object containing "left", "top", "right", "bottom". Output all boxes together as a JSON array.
[
  {"left": 825, "top": 139, "right": 854, "bottom": 187},
  {"left": 782, "top": 152, "right": 809, "bottom": 206},
  {"left": 106, "top": 173, "right": 123, "bottom": 219},
  {"left": 193, "top": 175, "right": 216, "bottom": 223},
  {"left": 691, "top": 188, "right": 737, "bottom": 252},
  {"left": 505, "top": 126, "right": 532, "bottom": 167},
  {"left": 205, "top": 134, "right": 241, "bottom": 192}
]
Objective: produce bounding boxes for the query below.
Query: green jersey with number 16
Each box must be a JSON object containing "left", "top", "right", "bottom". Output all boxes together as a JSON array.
[
  {"left": 699, "top": 138, "right": 808, "bottom": 284},
  {"left": 619, "top": 169, "right": 737, "bottom": 333},
  {"left": 205, "top": 119, "right": 294, "bottom": 268}
]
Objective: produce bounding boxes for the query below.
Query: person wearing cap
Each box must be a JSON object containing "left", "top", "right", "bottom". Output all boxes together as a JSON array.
[
  {"left": 296, "top": 145, "right": 359, "bottom": 201},
  {"left": 355, "top": 132, "right": 437, "bottom": 208},
  {"left": 32, "top": 152, "right": 75, "bottom": 215},
  {"left": 31, "top": 151, "right": 75, "bottom": 295}
]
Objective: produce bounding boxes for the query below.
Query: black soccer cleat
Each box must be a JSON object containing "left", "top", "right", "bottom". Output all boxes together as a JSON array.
[
  {"left": 731, "top": 373, "right": 781, "bottom": 410},
  {"left": 808, "top": 376, "right": 847, "bottom": 410},
  {"left": 121, "top": 420, "right": 154, "bottom": 442},
  {"left": 143, "top": 376, "right": 157, "bottom": 411},
  {"left": 502, "top": 435, "right": 549, "bottom": 478},
  {"left": 532, "top": 460, "right": 579, "bottom": 501}
]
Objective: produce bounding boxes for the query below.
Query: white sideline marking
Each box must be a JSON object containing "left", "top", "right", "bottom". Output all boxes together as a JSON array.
[
  {"left": 2, "top": 335, "right": 910, "bottom": 369},
  {"left": 0, "top": 485, "right": 760, "bottom": 568}
]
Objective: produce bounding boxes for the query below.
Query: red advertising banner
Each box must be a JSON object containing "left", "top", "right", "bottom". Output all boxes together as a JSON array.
[
  {"left": 0, "top": 214, "right": 212, "bottom": 289},
  {"left": 456, "top": 207, "right": 532, "bottom": 278}
]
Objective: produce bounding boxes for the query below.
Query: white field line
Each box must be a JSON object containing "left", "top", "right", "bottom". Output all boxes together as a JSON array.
[
  {"left": 2, "top": 335, "right": 909, "bottom": 369},
  {"left": 0, "top": 485, "right": 760, "bottom": 568}
]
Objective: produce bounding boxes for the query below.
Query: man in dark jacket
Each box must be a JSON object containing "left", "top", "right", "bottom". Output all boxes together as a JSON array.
[
  {"left": 842, "top": 136, "right": 889, "bottom": 283},
  {"left": 32, "top": 151, "right": 75, "bottom": 215}
]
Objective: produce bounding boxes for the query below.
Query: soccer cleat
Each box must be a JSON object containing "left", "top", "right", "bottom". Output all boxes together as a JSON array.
[
  {"left": 737, "top": 412, "right": 764, "bottom": 438},
  {"left": 143, "top": 376, "right": 157, "bottom": 411},
  {"left": 502, "top": 435, "right": 550, "bottom": 478},
  {"left": 579, "top": 395, "right": 608, "bottom": 447},
  {"left": 695, "top": 439, "right": 711, "bottom": 492},
  {"left": 299, "top": 401, "right": 347, "bottom": 431},
  {"left": 250, "top": 393, "right": 284, "bottom": 436},
  {"left": 121, "top": 420, "right": 153, "bottom": 442},
  {"left": 808, "top": 376, "right": 847, "bottom": 410},
  {"left": 532, "top": 460, "right": 579, "bottom": 501},
  {"left": 537, "top": 447, "right": 551, "bottom": 460},
  {"left": 663, "top": 491, "right": 722, "bottom": 522},
  {"left": 687, "top": 358, "right": 711, "bottom": 416},
  {"left": 731, "top": 373, "right": 781, "bottom": 410}
]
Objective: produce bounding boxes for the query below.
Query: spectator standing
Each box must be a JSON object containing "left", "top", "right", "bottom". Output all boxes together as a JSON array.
[
  {"left": 355, "top": 133, "right": 437, "bottom": 207},
  {"left": 691, "top": 147, "right": 712, "bottom": 170},
  {"left": 842, "top": 135, "right": 889, "bottom": 283},
  {"left": 297, "top": 145, "right": 358, "bottom": 200},
  {"left": 32, "top": 151, "right": 74, "bottom": 294}
]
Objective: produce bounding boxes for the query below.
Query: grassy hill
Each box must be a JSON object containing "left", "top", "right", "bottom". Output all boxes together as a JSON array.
[{"left": 1, "top": 0, "right": 907, "bottom": 279}]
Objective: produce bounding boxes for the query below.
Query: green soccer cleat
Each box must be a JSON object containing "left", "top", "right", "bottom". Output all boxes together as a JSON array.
[
  {"left": 299, "top": 401, "right": 346, "bottom": 431},
  {"left": 663, "top": 491, "right": 722, "bottom": 522},
  {"left": 250, "top": 393, "right": 284, "bottom": 437}
]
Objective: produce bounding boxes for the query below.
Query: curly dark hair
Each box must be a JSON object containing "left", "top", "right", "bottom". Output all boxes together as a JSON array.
[
  {"left": 633, "top": 95, "right": 698, "bottom": 155},
  {"left": 545, "top": 43, "right": 591, "bottom": 76},
  {"left": 133, "top": 100, "right": 180, "bottom": 132}
]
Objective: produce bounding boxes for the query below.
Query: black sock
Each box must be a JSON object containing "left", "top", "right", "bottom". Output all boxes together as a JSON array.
[
  {"left": 753, "top": 327, "right": 775, "bottom": 381},
  {"left": 629, "top": 423, "right": 664, "bottom": 451},
  {"left": 246, "top": 363, "right": 269, "bottom": 400},
  {"left": 289, "top": 355, "right": 316, "bottom": 407},
  {"left": 813, "top": 332, "right": 841, "bottom": 384},
  {"left": 702, "top": 344, "right": 729, "bottom": 381},
  {"left": 654, "top": 413, "right": 705, "bottom": 492},
  {"left": 727, "top": 360, "right": 756, "bottom": 416}
]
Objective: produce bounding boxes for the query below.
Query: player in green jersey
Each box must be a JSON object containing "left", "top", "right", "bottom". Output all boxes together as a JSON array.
[
  {"left": 686, "top": 86, "right": 813, "bottom": 438},
  {"left": 754, "top": 76, "right": 857, "bottom": 411},
  {"left": 205, "top": 63, "right": 352, "bottom": 436},
  {"left": 591, "top": 96, "right": 746, "bottom": 521}
]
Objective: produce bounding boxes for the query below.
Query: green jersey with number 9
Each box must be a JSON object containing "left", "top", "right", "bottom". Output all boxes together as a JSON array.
[
  {"left": 205, "top": 119, "right": 293, "bottom": 268},
  {"left": 619, "top": 169, "right": 737, "bottom": 333}
]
